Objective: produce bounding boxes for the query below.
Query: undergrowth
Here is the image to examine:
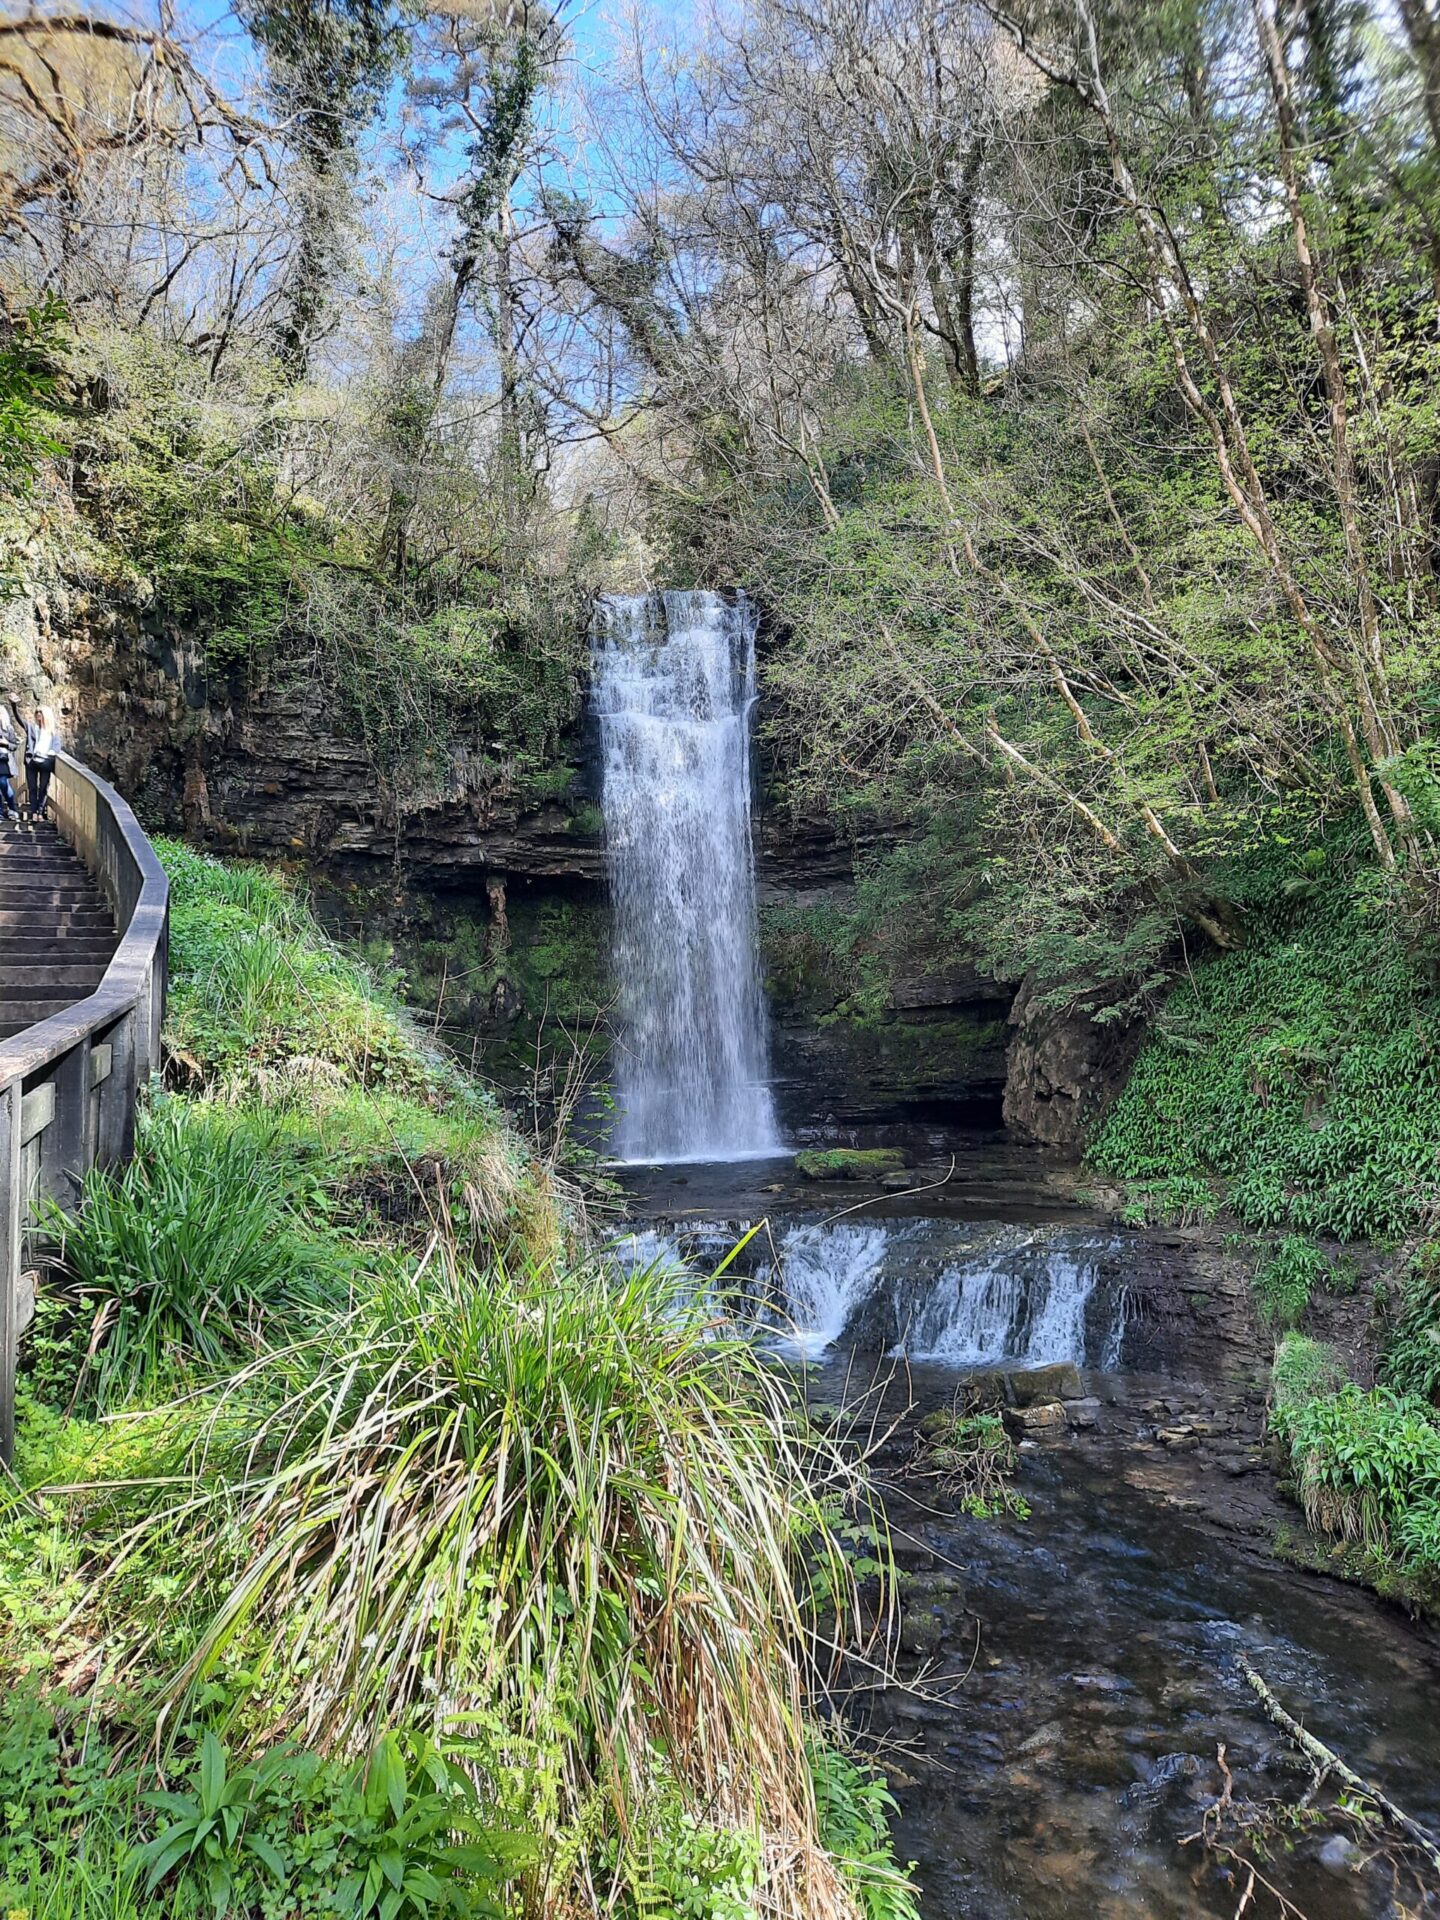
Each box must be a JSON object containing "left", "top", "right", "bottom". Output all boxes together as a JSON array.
[
  {"left": 1251, "top": 1236, "right": 1333, "bottom": 1330},
  {"left": 909, "top": 1403, "right": 1029, "bottom": 1520},
  {"left": 1092, "top": 853, "right": 1440, "bottom": 1241},
  {"left": 1268, "top": 1332, "right": 1440, "bottom": 1615},
  {"left": 1, "top": 841, "right": 908, "bottom": 1920}
]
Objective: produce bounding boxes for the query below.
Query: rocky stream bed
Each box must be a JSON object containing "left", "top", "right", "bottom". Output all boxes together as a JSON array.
[
  {"left": 619, "top": 1166, "right": 1440, "bottom": 1920},
  {"left": 861, "top": 1362, "right": 1440, "bottom": 1920}
]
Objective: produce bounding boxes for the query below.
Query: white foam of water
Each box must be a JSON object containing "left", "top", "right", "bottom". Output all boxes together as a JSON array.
[
  {"left": 604, "top": 1219, "right": 1128, "bottom": 1370},
  {"left": 898, "top": 1241, "right": 1101, "bottom": 1364},
  {"left": 1014, "top": 1248, "right": 1098, "bottom": 1363},
  {"left": 592, "top": 590, "right": 781, "bottom": 1164},
  {"left": 765, "top": 1222, "right": 889, "bottom": 1358},
  {"left": 611, "top": 1229, "right": 695, "bottom": 1283}
]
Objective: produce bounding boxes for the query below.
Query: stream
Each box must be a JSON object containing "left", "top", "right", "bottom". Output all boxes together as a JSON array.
[
  {"left": 616, "top": 1172, "right": 1440, "bottom": 1920},
  {"left": 874, "top": 1371, "right": 1440, "bottom": 1920}
]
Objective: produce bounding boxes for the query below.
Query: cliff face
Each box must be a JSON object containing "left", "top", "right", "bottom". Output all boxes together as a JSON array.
[
  {"left": 1003, "top": 976, "right": 1148, "bottom": 1154},
  {"left": 11, "top": 584, "right": 1142, "bottom": 1154},
  {"left": 6, "top": 584, "right": 603, "bottom": 891},
  {"left": 755, "top": 806, "right": 1014, "bottom": 1135}
]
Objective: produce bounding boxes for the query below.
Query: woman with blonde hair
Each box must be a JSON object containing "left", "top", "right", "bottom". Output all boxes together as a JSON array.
[
  {"left": 0, "top": 703, "right": 20, "bottom": 820},
  {"left": 24, "top": 703, "right": 60, "bottom": 821}
]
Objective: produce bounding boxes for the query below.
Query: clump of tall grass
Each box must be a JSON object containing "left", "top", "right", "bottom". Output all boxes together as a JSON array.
[
  {"left": 1278, "top": 1388, "right": 1440, "bottom": 1554},
  {"left": 111, "top": 1244, "right": 886, "bottom": 1917},
  {"left": 44, "top": 1100, "right": 348, "bottom": 1407},
  {"left": 261, "top": 1080, "right": 565, "bottom": 1265},
  {"left": 1270, "top": 1333, "right": 1347, "bottom": 1420}
]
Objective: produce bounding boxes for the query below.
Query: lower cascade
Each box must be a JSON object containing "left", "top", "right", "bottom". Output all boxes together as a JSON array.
[
  {"left": 592, "top": 589, "right": 782, "bottom": 1163},
  {"left": 766, "top": 1220, "right": 1129, "bottom": 1364},
  {"left": 618, "top": 1219, "right": 1129, "bottom": 1368}
]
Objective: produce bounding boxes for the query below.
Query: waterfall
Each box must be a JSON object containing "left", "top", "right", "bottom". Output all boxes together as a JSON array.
[
  {"left": 766, "top": 1223, "right": 889, "bottom": 1359},
  {"left": 592, "top": 590, "right": 782, "bottom": 1164},
  {"left": 603, "top": 1217, "right": 1130, "bottom": 1367},
  {"left": 763, "top": 1220, "right": 1127, "bottom": 1365},
  {"left": 898, "top": 1242, "right": 1102, "bottom": 1365}
]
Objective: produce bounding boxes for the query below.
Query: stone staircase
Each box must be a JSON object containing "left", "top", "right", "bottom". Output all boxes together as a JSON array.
[{"left": 0, "top": 822, "right": 118, "bottom": 1039}]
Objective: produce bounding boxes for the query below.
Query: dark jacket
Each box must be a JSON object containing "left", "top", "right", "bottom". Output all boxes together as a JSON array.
[{"left": 0, "top": 721, "right": 17, "bottom": 779}]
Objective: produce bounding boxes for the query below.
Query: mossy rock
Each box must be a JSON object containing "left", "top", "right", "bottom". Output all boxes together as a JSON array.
[
  {"left": 794, "top": 1148, "right": 907, "bottom": 1182},
  {"left": 1007, "top": 1362, "right": 1084, "bottom": 1407}
]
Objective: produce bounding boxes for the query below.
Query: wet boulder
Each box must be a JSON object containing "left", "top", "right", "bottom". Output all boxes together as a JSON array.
[
  {"left": 899, "top": 1608, "right": 945, "bottom": 1658},
  {"left": 1007, "top": 1362, "right": 1084, "bottom": 1406},
  {"left": 1003, "top": 1401, "right": 1067, "bottom": 1434}
]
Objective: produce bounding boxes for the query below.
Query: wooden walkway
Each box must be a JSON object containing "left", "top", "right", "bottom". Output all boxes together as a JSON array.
[
  {"left": 0, "top": 757, "right": 168, "bottom": 1460},
  {"left": 0, "top": 822, "right": 119, "bottom": 1038}
]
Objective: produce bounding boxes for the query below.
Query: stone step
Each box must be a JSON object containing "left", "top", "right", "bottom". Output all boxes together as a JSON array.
[
  {"left": 0, "top": 902, "right": 111, "bottom": 925},
  {"left": 0, "top": 999, "right": 74, "bottom": 1026},
  {"left": 0, "top": 887, "right": 102, "bottom": 905},
  {"left": 0, "top": 918, "right": 113, "bottom": 936},
  {"left": 0, "top": 965, "right": 108, "bottom": 993},
  {"left": 0, "top": 862, "right": 94, "bottom": 878},
  {"left": 0, "top": 819, "right": 126, "bottom": 1044},
  {"left": 0, "top": 938, "right": 115, "bottom": 961}
]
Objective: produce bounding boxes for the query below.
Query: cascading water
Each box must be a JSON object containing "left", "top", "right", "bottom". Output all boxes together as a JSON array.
[
  {"left": 767, "top": 1223, "right": 889, "bottom": 1360},
  {"left": 764, "top": 1220, "right": 1128, "bottom": 1365},
  {"left": 896, "top": 1235, "right": 1110, "bottom": 1365},
  {"left": 592, "top": 590, "right": 782, "bottom": 1163},
  {"left": 607, "top": 1216, "right": 1130, "bottom": 1365}
]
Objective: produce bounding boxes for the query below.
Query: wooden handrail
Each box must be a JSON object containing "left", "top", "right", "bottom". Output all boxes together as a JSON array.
[{"left": 0, "top": 751, "right": 169, "bottom": 1460}]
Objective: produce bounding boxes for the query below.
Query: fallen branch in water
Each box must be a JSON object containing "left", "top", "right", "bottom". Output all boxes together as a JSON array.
[
  {"left": 1239, "top": 1657, "right": 1440, "bottom": 1876},
  {"left": 1182, "top": 1743, "right": 1314, "bottom": 1920}
]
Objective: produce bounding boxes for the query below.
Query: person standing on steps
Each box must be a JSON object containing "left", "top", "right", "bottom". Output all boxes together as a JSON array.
[
  {"left": 0, "top": 705, "right": 20, "bottom": 821},
  {"left": 24, "top": 705, "right": 59, "bottom": 822}
]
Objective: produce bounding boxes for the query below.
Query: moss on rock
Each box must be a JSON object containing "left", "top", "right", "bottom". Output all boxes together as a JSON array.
[{"left": 794, "top": 1147, "right": 906, "bottom": 1181}]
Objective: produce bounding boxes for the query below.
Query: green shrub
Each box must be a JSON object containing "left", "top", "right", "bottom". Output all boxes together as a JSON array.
[
  {"left": 0, "top": 1693, "right": 532, "bottom": 1920},
  {"left": 1270, "top": 1333, "right": 1347, "bottom": 1420},
  {"left": 910, "top": 1407, "right": 1027, "bottom": 1519},
  {"left": 135, "top": 1729, "right": 533, "bottom": 1919},
  {"left": 808, "top": 1744, "right": 920, "bottom": 1920},
  {"left": 1113, "top": 1173, "right": 1217, "bottom": 1229},
  {"left": 110, "top": 1247, "right": 876, "bottom": 1912},
  {"left": 1396, "top": 1499, "right": 1440, "bottom": 1573},
  {"left": 1386, "top": 1244, "right": 1440, "bottom": 1404},
  {"left": 159, "top": 838, "right": 309, "bottom": 934},
  {"left": 608, "top": 1794, "right": 761, "bottom": 1920},
  {"left": 0, "top": 294, "right": 69, "bottom": 495},
  {"left": 0, "top": 1685, "right": 158, "bottom": 1916},
  {"left": 1274, "top": 1384, "right": 1440, "bottom": 1557},
  {"left": 1253, "top": 1236, "right": 1329, "bottom": 1329}
]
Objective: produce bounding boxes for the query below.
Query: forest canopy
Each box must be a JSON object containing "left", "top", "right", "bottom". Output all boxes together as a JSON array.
[{"left": 2, "top": 0, "right": 1440, "bottom": 995}]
